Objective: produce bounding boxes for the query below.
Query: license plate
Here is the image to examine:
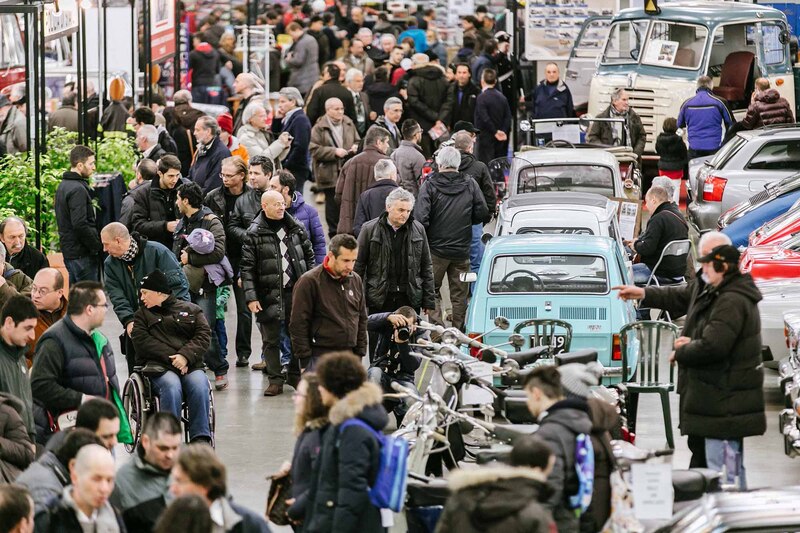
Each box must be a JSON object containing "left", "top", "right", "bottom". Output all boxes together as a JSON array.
[{"left": 530, "top": 335, "right": 567, "bottom": 353}]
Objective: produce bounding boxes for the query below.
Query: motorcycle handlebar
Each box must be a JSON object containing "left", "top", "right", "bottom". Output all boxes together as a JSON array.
[{"left": 504, "top": 346, "right": 550, "bottom": 366}]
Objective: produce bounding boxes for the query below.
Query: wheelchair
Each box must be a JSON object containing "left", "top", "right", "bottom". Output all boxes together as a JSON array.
[{"left": 122, "top": 362, "right": 216, "bottom": 453}]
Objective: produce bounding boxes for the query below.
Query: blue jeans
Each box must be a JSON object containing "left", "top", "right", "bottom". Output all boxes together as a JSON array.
[
  {"left": 705, "top": 438, "right": 747, "bottom": 490},
  {"left": 151, "top": 369, "right": 211, "bottom": 441},
  {"left": 632, "top": 263, "right": 652, "bottom": 285},
  {"left": 469, "top": 224, "right": 484, "bottom": 276},
  {"left": 215, "top": 319, "right": 228, "bottom": 358},
  {"left": 193, "top": 289, "right": 229, "bottom": 376},
  {"left": 367, "top": 367, "right": 417, "bottom": 424},
  {"left": 279, "top": 321, "right": 292, "bottom": 366},
  {"left": 64, "top": 255, "right": 100, "bottom": 284}
]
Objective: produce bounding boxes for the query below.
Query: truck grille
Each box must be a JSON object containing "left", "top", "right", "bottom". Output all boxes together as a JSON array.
[
  {"left": 626, "top": 88, "right": 657, "bottom": 139},
  {"left": 490, "top": 307, "right": 537, "bottom": 320}
]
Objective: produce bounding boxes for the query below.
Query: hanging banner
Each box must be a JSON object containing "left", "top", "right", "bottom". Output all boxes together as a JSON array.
[
  {"left": 150, "top": 0, "right": 176, "bottom": 63},
  {"left": 44, "top": 0, "right": 79, "bottom": 41}
]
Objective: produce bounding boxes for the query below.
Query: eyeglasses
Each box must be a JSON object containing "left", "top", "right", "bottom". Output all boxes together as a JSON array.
[
  {"left": 91, "top": 303, "right": 110, "bottom": 309},
  {"left": 31, "top": 286, "right": 56, "bottom": 297},
  {"left": 220, "top": 172, "right": 241, "bottom": 179}
]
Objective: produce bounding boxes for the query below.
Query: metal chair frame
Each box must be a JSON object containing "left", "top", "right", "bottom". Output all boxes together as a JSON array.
[{"left": 513, "top": 319, "right": 573, "bottom": 354}]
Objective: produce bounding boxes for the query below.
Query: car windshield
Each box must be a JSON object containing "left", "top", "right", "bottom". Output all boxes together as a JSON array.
[
  {"left": 601, "top": 19, "right": 649, "bottom": 64},
  {"left": 709, "top": 135, "right": 747, "bottom": 169},
  {"left": 489, "top": 254, "right": 609, "bottom": 294},
  {"left": 517, "top": 164, "right": 615, "bottom": 196},
  {"left": 517, "top": 227, "right": 596, "bottom": 235},
  {"left": 640, "top": 21, "right": 707, "bottom": 70}
]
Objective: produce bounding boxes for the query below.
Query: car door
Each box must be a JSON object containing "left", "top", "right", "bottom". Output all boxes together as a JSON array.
[{"left": 566, "top": 16, "right": 612, "bottom": 113}]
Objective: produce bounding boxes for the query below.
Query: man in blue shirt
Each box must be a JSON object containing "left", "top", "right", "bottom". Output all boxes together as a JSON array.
[{"left": 678, "top": 76, "right": 733, "bottom": 159}]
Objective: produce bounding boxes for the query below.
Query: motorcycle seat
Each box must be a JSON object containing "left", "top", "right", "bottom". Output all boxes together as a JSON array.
[
  {"left": 406, "top": 478, "right": 450, "bottom": 507},
  {"left": 475, "top": 447, "right": 512, "bottom": 465},
  {"left": 672, "top": 468, "right": 721, "bottom": 502},
  {"left": 505, "top": 396, "right": 536, "bottom": 424}
]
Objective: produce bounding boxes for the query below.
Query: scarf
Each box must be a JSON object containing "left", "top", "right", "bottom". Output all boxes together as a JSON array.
[
  {"left": 120, "top": 238, "right": 139, "bottom": 263},
  {"left": 326, "top": 116, "right": 344, "bottom": 148},
  {"left": 609, "top": 106, "right": 629, "bottom": 146}
]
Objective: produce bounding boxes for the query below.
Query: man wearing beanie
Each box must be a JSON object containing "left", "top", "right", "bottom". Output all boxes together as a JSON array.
[
  {"left": 130, "top": 269, "right": 213, "bottom": 444},
  {"left": 216, "top": 113, "right": 249, "bottom": 162}
]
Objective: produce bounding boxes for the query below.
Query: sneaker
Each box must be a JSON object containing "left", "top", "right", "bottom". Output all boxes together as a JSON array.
[
  {"left": 235, "top": 356, "right": 249, "bottom": 368},
  {"left": 281, "top": 364, "right": 289, "bottom": 377},
  {"left": 251, "top": 362, "right": 266, "bottom": 371},
  {"left": 215, "top": 375, "right": 229, "bottom": 391},
  {"left": 264, "top": 383, "right": 283, "bottom": 396}
]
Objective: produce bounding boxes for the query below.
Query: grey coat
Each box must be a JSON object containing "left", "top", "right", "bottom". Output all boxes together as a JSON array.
[
  {"left": 286, "top": 33, "right": 320, "bottom": 95},
  {"left": 391, "top": 140, "right": 426, "bottom": 196},
  {"left": 16, "top": 451, "right": 69, "bottom": 513}
]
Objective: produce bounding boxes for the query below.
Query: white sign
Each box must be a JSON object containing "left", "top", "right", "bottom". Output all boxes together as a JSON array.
[
  {"left": 44, "top": 0, "right": 79, "bottom": 41},
  {"left": 631, "top": 463, "right": 673, "bottom": 520},
  {"left": 643, "top": 39, "right": 679, "bottom": 66}
]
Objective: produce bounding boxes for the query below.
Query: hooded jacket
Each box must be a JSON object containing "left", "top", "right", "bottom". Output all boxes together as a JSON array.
[
  {"left": 435, "top": 466, "right": 555, "bottom": 533},
  {"left": 104, "top": 234, "right": 190, "bottom": 328},
  {"left": 642, "top": 272, "right": 766, "bottom": 439},
  {"left": 189, "top": 42, "right": 221, "bottom": 86},
  {"left": 406, "top": 65, "right": 450, "bottom": 131},
  {"left": 458, "top": 152, "right": 497, "bottom": 220},
  {"left": 54, "top": 171, "right": 102, "bottom": 260},
  {"left": 352, "top": 179, "right": 398, "bottom": 236},
  {"left": 335, "top": 145, "right": 390, "bottom": 235},
  {"left": 287, "top": 192, "right": 327, "bottom": 266},
  {"left": 305, "top": 383, "right": 388, "bottom": 533},
  {"left": 415, "top": 170, "right": 489, "bottom": 260},
  {"left": 391, "top": 140, "right": 426, "bottom": 196},
  {"left": 130, "top": 176, "right": 190, "bottom": 249},
  {"left": 677, "top": 87, "right": 733, "bottom": 152},
  {"left": 110, "top": 448, "right": 170, "bottom": 532},
  {"left": 189, "top": 135, "right": 231, "bottom": 194},
  {"left": 535, "top": 398, "right": 593, "bottom": 533},
  {"left": 742, "top": 88, "right": 795, "bottom": 129},
  {"left": 0, "top": 393, "right": 34, "bottom": 482},
  {"left": 633, "top": 201, "right": 688, "bottom": 277}
]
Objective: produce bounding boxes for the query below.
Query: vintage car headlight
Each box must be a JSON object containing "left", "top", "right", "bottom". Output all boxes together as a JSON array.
[
  {"left": 519, "top": 119, "right": 531, "bottom": 132},
  {"left": 440, "top": 361, "right": 463, "bottom": 385}
]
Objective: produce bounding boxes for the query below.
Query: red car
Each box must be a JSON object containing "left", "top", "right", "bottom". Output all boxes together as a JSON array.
[
  {"left": 749, "top": 202, "right": 800, "bottom": 247},
  {"left": 741, "top": 235, "right": 800, "bottom": 281}
]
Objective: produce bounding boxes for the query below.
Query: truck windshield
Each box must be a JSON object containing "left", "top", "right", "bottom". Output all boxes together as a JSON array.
[
  {"left": 640, "top": 21, "right": 707, "bottom": 70},
  {"left": 601, "top": 19, "right": 649, "bottom": 64}
]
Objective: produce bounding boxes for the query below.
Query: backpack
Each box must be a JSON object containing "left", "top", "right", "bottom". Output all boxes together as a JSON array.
[
  {"left": 570, "top": 433, "right": 595, "bottom": 513},
  {"left": 339, "top": 418, "right": 409, "bottom": 512}
]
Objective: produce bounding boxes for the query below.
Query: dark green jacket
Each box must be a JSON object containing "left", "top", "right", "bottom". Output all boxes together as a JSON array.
[
  {"left": 104, "top": 233, "right": 189, "bottom": 327},
  {"left": 0, "top": 338, "right": 34, "bottom": 439}
]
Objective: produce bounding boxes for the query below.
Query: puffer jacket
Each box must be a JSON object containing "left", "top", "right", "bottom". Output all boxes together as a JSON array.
[
  {"left": 287, "top": 192, "right": 327, "bottom": 265},
  {"left": 189, "top": 136, "right": 231, "bottom": 194},
  {"left": 458, "top": 152, "right": 497, "bottom": 220},
  {"left": 406, "top": 65, "right": 450, "bottom": 131},
  {"left": 129, "top": 176, "right": 190, "bottom": 249},
  {"left": 355, "top": 212, "right": 435, "bottom": 310},
  {"left": 655, "top": 132, "right": 688, "bottom": 171},
  {"left": 309, "top": 116, "right": 361, "bottom": 189},
  {"left": 677, "top": 88, "right": 733, "bottom": 152},
  {"left": 104, "top": 233, "right": 190, "bottom": 328},
  {"left": 415, "top": 171, "right": 489, "bottom": 260},
  {"left": 205, "top": 185, "right": 248, "bottom": 267},
  {"left": 435, "top": 467, "right": 555, "bottom": 533},
  {"left": 130, "top": 295, "right": 210, "bottom": 371},
  {"left": 335, "top": 145, "right": 390, "bottom": 235},
  {"left": 742, "top": 88, "right": 795, "bottom": 129},
  {"left": 304, "top": 383, "right": 388, "bottom": 533},
  {"left": 240, "top": 212, "right": 315, "bottom": 322},
  {"left": 0, "top": 393, "right": 34, "bottom": 482},
  {"left": 633, "top": 201, "right": 688, "bottom": 277},
  {"left": 227, "top": 187, "right": 264, "bottom": 254},
  {"left": 534, "top": 398, "right": 593, "bottom": 533},
  {"left": 54, "top": 171, "right": 102, "bottom": 260},
  {"left": 642, "top": 271, "right": 766, "bottom": 440}
]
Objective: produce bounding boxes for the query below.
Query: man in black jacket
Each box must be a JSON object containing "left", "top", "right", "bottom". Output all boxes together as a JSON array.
[
  {"left": 615, "top": 234, "right": 765, "bottom": 487},
  {"left": 415, "top": 146, "right": 488, "bottom": 330},
  {"left": 626, "top": 185, "right": 688, "bottom": 286},
  {"left": 272, "top": 87, "right": 312, "bottom": 196},
  {"left": 352, "top": 159, "right": 398, "bottom": 236},
  {"left": 130, "top": 155, "right": 188, "bottom": 249},
  {"left": 55, "top": 146, "right": 102, "bottom": 283},
  {"left": 406, "top": 54, "right": 449, "bottom": 157},
  {"left": 131, "top": 270, "right": 213, "bottom": 443},
  {"left": 474, "top": 69, "right": 511, "bottom": 166},
  {"left": 305, "top": 63, "right": 357, "bottom": 126},
  {"left": 241, "top": 191, "right": 315, "bottom": 396},
  {"left": 189, "top": 116, "right": 231, "bottom": 194},
  {"left": 173, "top": 183, "right": 229, "bottom": 390},
  {"left": 0, "top": 216, "right": 48, "bottom": 280},
  {"left": 227, "top": 156, "right": 274, "bottom": 371},
  {"left": 440, "top": 63, "right": 481, "bottom": 131}
]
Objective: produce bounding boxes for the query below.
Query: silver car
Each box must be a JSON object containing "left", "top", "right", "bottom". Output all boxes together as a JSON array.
[{"left": 687, "top": 126, "right": 800, "bottom": 237}]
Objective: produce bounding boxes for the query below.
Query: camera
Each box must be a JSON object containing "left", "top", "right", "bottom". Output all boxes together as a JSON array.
[{"left": 396, "top": 326, "right": 411, "bottom": 342}]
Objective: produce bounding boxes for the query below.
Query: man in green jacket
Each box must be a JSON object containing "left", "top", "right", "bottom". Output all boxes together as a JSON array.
[
  {"left": 0, "top": 294, "right": 39, "bottom": 440},
  {"left": 101, "top": 222, "right": 189, "bottom": 372}
]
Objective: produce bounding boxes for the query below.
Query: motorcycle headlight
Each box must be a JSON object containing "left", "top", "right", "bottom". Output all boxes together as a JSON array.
[
  {"left": 441, "top": 329, "right": 459, "bottom": 345},
  {"left": 440, "top": 361, "right": 463, "bottom": 385},
  {"left": 520, "top": 119, "right": 531, "bottom": 132}
]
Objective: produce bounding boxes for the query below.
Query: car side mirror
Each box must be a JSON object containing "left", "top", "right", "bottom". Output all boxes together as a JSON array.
[
  {"left": 481, "top": 232, "right": 493, "bottom": 245},
  {"left": 509, "top": 333, "right": 526, "bottom": 348},
  {"left": 460, "top": 272, "right": 478, "bottom": 283},
  {"left": 494, "top": 316, "right": 510, "bottom": 330}
]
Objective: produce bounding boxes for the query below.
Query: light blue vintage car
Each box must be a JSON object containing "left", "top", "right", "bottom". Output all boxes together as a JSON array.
[{"left": 464, "top": 234, "right": 637, "bottom": 380}]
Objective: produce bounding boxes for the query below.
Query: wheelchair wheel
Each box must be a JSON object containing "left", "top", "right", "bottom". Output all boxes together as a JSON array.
[
  {"left": 122, "top": 373, "right": 147, "bottom": 453},
  {"left": 209, "top": 384, "right": 216, "bottom": 448}
]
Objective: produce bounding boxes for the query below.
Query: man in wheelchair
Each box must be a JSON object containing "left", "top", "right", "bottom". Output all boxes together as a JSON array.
[{"left": 130, "top": 270, "right": 213, "bottom": 444}]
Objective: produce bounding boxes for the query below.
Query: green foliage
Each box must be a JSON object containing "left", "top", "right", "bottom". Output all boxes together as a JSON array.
[{"left": 0, "top": 128, "right": 138, "bottom": 252}]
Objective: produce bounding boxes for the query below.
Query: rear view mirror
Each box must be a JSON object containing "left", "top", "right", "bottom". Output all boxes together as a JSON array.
[
  {"left": 509, "top": 333, "right": 526, "bottom": 348},
  {"left": 460, "top": 272, "right": 478, "bottom": 283},
  {"left": 494, "top": 316, "right": 510, "bottom": 330}
]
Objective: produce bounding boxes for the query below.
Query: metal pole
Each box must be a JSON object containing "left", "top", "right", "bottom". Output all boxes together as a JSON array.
[
  {"left": 81, "top": 6, "right": 89, "bottom": 145},
  {"left": 143, "top": 0, "right": 152, "bottom": 106},
  {"left": 174, "top": 0, "right": 181, "bottom": 91},
  {"left": 33, "top": 3, "right": 43, "bottom": 250},
  {"left": 509, "top": 2, "right": 519, "bottom": 151},
  {"left": 131, "top": 0, "right": 137, "bottom": 106}
]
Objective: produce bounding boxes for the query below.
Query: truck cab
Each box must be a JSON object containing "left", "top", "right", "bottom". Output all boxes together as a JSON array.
[{"left": 587, "top": 1, "right": 794, "bottom": 153}]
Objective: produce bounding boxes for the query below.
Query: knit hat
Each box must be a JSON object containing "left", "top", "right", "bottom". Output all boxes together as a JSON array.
[
  {"left": 185, "top": 228, "right": 216, "bottom": 255},
  {"left": 558, "top": 363, "right": 602, "bottom": 399},
  {"left": 217, "top": 113, "right": 234, "bottom": 135},
  {"left": 140, "top": 269, "right": 171, "bottom": 294}
]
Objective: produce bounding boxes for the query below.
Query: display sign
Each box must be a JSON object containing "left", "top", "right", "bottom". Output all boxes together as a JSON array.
[
  {"left": 44, "top": 0, "right": 78, "bottom": 41},
  {"left": 150, "top": 0, "right": 176, "bottom": 63},
  {"left": 611, "top": 197, "right": 643, "bottom": 241},
  {"left": 524, "top": 0, "right": 617, "bottom": 61},
  {"left": 631, "top": 463, "right": 672, "bottom": 520}
]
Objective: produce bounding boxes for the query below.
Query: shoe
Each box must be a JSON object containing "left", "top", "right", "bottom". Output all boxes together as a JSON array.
[
  {"left": 264, "top": 383, "right": 284, "bottom": 396},
  {"left": 251, "top": 362, "right": 266, "bottom": 371},
  {"left": 287, "top": 374, "right": 301, "bottom": 390},
  {"left": 235, "top": 357, "right": 249, "bottom": 368},
  {"left": 215, "top": 375, "right": 229, "bottom": 391},
  {"left": 281, "top": 364, "right": 289, "bottom": 376}
]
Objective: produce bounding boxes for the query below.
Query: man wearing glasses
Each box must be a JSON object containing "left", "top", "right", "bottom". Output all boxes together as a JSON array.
[
  {"left": 31, "top": 282, "right": 122, "bottom": 445},
  {"left": 26, "top": 268, "right": 68, "bottom": 368}
]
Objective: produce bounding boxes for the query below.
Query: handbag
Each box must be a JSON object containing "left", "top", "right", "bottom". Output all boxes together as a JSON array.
[{"left": 266, "top": 474, "right": 293, "bottom": 526}]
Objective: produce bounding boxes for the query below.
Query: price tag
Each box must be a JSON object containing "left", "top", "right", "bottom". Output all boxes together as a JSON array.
[{"left": 631, "top": 463, "right": 673, "bottom": 520}]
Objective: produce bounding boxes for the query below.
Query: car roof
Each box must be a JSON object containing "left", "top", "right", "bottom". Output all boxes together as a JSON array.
[
  {"left": 485, "top": 234, "right": 618, "bottom": 254},
  {"left": 513, "top": 148, "right": 619, "bottom": 167},
  {"left": 503, "top": 192, "right": 611, "bottom": 210},
  {"left": 738, "top": 125, "right": 800, "bottom": 142},
  {"left": 615, "top": 1, "right": 785, "bottom": 25}
]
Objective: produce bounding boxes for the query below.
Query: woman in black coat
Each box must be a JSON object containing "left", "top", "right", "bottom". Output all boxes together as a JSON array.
[{"left": 304, "top": 353, "right": 388, "bottom": 533}]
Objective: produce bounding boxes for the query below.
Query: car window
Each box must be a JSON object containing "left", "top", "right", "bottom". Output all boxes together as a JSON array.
[
  {"left": 517, "top": 164, "right": 615, "bottom": 196},
  {"left": 745, "top": 140, "right": 800, "bottom": 171},
  {"left": 489, "top": 254, "right": 609, "bottom": 294},
  {"left": 761, "top": 22, "right": 786, "bottom": 66},
  {"left": 517, "top": 227, "right": 595, "bottom": 235},
  {"left": 710, "top": 135, "right": 746, "bottom": 169}
]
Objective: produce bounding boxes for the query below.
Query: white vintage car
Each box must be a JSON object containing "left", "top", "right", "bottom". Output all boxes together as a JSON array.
[{"left": 757, "top": 279, "right": 800, "bottom": 368}]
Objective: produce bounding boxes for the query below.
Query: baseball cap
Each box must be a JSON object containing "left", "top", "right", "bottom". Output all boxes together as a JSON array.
[
  {"left": 697, "top": 244, "right": 740, "bottom": 264},
  {"left": 453, "top": 121, "right": 480, "bottom": 134}
]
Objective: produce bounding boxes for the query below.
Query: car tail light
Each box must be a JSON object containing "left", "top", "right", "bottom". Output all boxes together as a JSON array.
[
  {"left": 702, "top": 175, "right": 727, "bottom": 202},
  {"left": 468, "top": 332, "right": 482, "bottom": 358},
  {"left": 612, "top": 334, "right": 622, "bottom": 361}
]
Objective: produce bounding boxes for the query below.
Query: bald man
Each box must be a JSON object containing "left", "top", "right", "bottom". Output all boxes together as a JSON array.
[
  {"left": 26, "top": 268, "right": 67, "bottom": 366},
  {"left": 0, "top": 216, "right": 48, "bottom": 280},
  {"left": 101, "top": 222, "right": 189, "bottom": 373},
  {"left": 35, "top": 444, "right": 125, "bottom": 532},
  {"left": 240, "top": 190, "right": 315, "bottom": 396}
]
